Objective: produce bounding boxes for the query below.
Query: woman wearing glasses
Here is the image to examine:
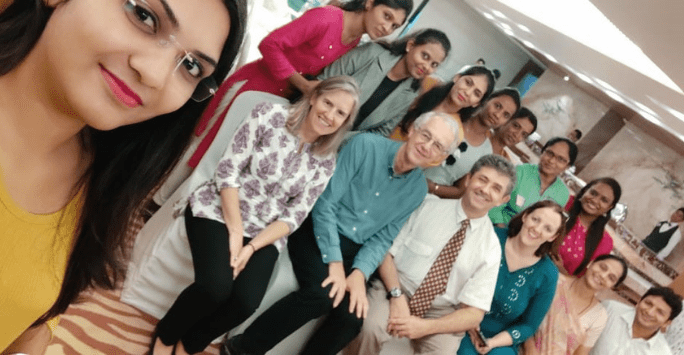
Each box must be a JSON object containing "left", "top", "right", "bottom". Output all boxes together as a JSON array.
[
  {"left": 553, "top": 178, "right": 621, "bottom": 276},
  {"left": 489, "top": 137, "right": 577, "bottom": 227},
  {"left": 150, "top": 77, "right": 360, "bottom": 355},
  {"left": 414, "top": 87, "right": 520, "bottom": 199},
  {"left": 187, "top": 0, "right": 413, "bottom": 168},
  {"left": 0, "top": 0, "right": 245, "bottom": 352}
]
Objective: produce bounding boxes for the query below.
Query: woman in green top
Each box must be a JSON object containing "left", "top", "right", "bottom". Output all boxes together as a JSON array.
[{"left": 489, "top": 137, "right": 577, "bottom": 227}]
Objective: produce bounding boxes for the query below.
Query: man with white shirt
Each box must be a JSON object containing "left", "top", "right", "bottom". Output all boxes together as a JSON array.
[
  {"left": 643, "top": 208, "right": 684, "bottom": 259},
  {"left": 344, "top": 154, "right": 516, "bottom": 354},
  {"left": 590, "top": 286, "right": 683, "bottom": 355}
]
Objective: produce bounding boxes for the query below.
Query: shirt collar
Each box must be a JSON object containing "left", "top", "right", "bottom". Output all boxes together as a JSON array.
[
  {"left": 387, "top": 146, "right": 414, "bottom": 179},
  {"left": 619, "top": 309, "right": 664, "bottom": 348},
  {"left": 455, "top": 199, "right": 489, "bottom": 232}
]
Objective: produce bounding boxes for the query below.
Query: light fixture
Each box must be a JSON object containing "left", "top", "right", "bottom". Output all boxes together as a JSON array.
[
  {"left": 517, "top": 24, "right": 531, "bottom": 33},
  {"left": 604, "top": 90, "right": 624, "bottom": 103},
  {"left": 633, "top": 101, "right": 657, "bottom": 116},
  {"left": 492, "top": 10, "right": 507, "bottom": 19},
  {"left": 575, "top": 72, "right": 593, "bottom": 83}
]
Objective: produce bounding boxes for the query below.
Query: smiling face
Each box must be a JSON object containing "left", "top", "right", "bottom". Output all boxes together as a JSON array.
[
  {"left": 304, "top": 89, "right": 355, "bottom": 139},
  {"left": 478, "top": 95, "right": 517, "bottom": 129},
  {"left": 449, "top": 74, "right": 489, "bottom": 109},
  {"left": 403, "top": 116, "right": 456, "bottom": 169},
  {"left": 498, "top": 117, "right": 535, "bottom": 147},
  {"left": 583, "top": 258, "right": 625, "bottom": 291},
  {"left": 363, "top": 4, "right": 407, "bottom": 39},
  {"left": 461, "top": 166, "right": 511, "bottom": 218},
  {"left": 519, "top": 207, "right": 563, "bottom": 249},
  {"left": 579, "top": 182, "right": 616, "bottom": 218},
  {"left": 403, "top": 41, "right": 447, "bottom": 79},
  {"left": 39, "top": 0, "right": 230, "bottom": 130},
  {"left": 539, "top": 141, "right": 571, "bottom": 178},
  {"left": 634, "top": 295, "right": 673, "bottom": 334}
]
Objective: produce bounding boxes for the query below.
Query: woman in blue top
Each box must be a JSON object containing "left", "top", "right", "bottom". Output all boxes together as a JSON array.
[{"left": 458, "top": 200, "right": 567, "bottom": 355}]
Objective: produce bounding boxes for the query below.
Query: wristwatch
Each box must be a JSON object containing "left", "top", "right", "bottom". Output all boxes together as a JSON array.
[{"left": 386, "top": 287, "right": 403, "bottom": 300}]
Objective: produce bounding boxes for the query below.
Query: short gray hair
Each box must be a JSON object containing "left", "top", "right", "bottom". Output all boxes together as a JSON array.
[
  {"left": 469, "top": 154, "right": 517, "bottom": 195},
  {"left": 413, "top": 111, "right": 461, "bottom": 153}
]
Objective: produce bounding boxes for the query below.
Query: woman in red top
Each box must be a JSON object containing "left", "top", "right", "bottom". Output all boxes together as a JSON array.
[
  {"left": 555, "top": 178, "right": 621, "bottom": 276},
  {"left": 189, "top": 0, "right": 413, "bottom": 168}
]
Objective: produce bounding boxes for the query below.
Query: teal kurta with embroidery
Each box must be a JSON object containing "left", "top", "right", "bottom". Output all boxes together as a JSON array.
[
  {"left": 488, "top": 164, "right": 569, "bottom": 225},
  {"left": 457, "top": 228, "right": 558, "bottom": 354}
]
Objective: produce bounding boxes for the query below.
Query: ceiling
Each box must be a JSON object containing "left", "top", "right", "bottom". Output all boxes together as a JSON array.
[{"left": 464, "top": 0, "right": 684, "bottom": 150}]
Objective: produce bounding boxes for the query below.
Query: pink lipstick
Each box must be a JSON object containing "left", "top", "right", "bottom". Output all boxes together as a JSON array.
[{"left": 100, "top": 65, "right": 142, "bottom": 108}]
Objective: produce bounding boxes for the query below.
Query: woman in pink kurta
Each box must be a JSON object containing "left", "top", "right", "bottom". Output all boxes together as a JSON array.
[
  {"left": 189, "top": 0, "right": 413, "bottom": 167},
  {"left": 555, "top": 178, "right": 621, "bottom": 276}
]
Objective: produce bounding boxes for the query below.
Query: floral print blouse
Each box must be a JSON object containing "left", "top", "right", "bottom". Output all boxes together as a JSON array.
[{"left": 183, "top": 102, "right": 336, "bottom": 251}]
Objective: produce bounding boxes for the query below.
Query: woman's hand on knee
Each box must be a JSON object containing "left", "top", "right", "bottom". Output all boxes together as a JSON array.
[
  {"left": 346, "top": 269, "right": 368, "bottom": 319},
  {"left": 232, "top": 243, "right": 254, "bottom": 279},
  {"left": 322, "top": 262, "right": 347, "bottom": 308}
]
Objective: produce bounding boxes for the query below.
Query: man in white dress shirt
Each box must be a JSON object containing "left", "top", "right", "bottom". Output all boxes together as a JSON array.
[
  {"left": 344, "top": 155, "right": 516, "bottom": 354},
  {"left": 590, "top": 286, "right": 682, "bottom": 355},
  {"left": 643, "top": 208, "right": 684, "bottom": 259}
]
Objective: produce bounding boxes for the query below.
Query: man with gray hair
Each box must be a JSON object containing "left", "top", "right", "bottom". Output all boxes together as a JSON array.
[
  {"left": 224, "top": 112, "right": 460, "bottom": 355},
  {"left": 344, "top": 155, "right": 515, "bottom": 354}
]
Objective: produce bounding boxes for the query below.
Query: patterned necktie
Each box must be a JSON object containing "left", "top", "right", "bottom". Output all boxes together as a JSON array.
[{"left": 409, "top": 219, "right": 470, "bottom": 318}]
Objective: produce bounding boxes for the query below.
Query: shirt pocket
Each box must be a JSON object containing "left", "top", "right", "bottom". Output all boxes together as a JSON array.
[{"left": 404, "top": 238, "right": 434, "bottom": 257}]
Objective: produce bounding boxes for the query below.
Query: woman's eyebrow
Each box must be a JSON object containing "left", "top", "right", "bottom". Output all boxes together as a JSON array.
[
  {"left": 156, "top": 0, "right": 218, "bottom": 68},
  {"left": 159, "top": 0, "right": 179, "bottom": 28}
]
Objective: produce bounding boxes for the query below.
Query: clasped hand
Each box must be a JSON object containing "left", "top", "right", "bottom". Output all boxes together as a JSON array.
[{"left": 387, "top": 297, "right": 429, "bottom": 339}]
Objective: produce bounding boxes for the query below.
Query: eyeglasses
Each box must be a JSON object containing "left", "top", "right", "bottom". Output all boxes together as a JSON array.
[
  {"left": 123, "top": 0, "right": 218, "bottom": 102},
  {"left": 416, "top": 129, "right": 448, "bottom": 155},
  {"left": 542, "top": 149, "right": 569, "bottom": 165}
]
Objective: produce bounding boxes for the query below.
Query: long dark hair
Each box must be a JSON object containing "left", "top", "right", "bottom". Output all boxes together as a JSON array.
[
  {"left": 397, "top": 65, "right": 496, "bottom": 135},
  {"left": 0, "top": 0, "right": 247, "bottom": 325},
  {"left": 565, "top": 177, "right": 622, "bottom": 276},
  {"left": 507, "top": 200, "right": 568, "bottom": 257},
  {"left": 339, "top": 0, "right": 413, "bottom": 19}
]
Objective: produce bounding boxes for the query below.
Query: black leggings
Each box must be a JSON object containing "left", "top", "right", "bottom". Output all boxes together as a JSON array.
[{"left": 155, "top": 207, "right": 279, "bottom": 353}]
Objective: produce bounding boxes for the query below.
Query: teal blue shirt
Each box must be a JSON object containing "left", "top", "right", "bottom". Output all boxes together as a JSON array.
[
  {"left": 311, "top": 133, "right": 427, "bottom": 278},
  {"left": 489, "top": 164, "right": 569, "bottom": 225}
]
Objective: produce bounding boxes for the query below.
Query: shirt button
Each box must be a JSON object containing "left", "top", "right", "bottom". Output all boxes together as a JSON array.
[
  {"left": 364, "top": 210, "right": 368, "bottom": 214},
  {"left": 375, "top": 192, "right": 380, "bottom": 196},
  {"left": 328, "top": 45, "right": 333, "bottom": 49},
  {"left": 353, "top": 227, "right": 357, "bottom": 231},
  {"left": 320, "top": 56, "right": 325, "bottom": 60},
  {"left": 322, "top": 254, "right": 327, "bottom": 258},
  {"left": 316, "top": 236, "right": 320, "bottom": 240}
]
